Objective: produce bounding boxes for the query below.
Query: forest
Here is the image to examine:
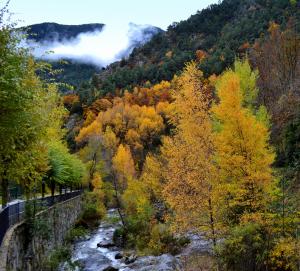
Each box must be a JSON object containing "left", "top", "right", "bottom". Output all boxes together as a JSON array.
[{"left": 0, "top": 0, "right": 299, "bottom": 270}]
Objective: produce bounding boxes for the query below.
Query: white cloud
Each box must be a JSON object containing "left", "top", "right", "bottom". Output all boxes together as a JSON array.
[{"left": 26, "top": 23, "right": 160, "bottom": 67}]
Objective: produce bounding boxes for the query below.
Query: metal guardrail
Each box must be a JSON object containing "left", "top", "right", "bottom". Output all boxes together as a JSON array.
[{"left": 0, "top": 190, "right": 82, "bottom": 246}]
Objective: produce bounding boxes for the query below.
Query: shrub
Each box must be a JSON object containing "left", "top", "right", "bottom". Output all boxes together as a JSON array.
[
  {"left": 65, "top": 226, "right": 88, "bottom": 243},
  {"left": 215, "top": 223, "right": 270, "bottom": 271},
  {"left": 43, "top": 246, "right": 72, "bottom": 271},
  {"left": 79, "top": 191, "right": 106, "bottom": 227},
  {"left": 102, "top": 181, "right": 116, "bottom": 207},
  {"left": 269, "top": 237, "right": 299, "bottom": 271},
  {"left": 148, "top": 223, "right": 189, "bottom": 255}
]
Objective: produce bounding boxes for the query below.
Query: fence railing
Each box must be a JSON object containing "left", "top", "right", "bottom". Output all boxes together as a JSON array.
[{"left": 0, "top": 190, "right": 82, "bottom": 246}]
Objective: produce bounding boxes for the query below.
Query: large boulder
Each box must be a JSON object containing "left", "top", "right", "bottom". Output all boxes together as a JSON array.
[{"left": 77, "top": 249, "right": 111, "bottom": 270}]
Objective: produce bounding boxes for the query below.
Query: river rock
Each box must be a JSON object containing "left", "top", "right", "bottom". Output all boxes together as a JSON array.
[
  {"left": 115, "top": 252, "right": 123, "bottom": 259},
  {"left": 62, "top": 209, "right": 190, "bottom": 271},
  {"left": 125, "top": 254, "right": 137, "bottom": 264},
  {"left": 78, "top": 249, "right": 111, "bottom": 270},
  {"left": 97, "top": 241, "right": 115, "bottom": 248},
  {"left": 102, "top": 266, "right": 119, "bottom": 271}
]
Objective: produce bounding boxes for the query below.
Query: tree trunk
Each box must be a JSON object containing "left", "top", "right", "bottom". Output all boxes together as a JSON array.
[
  {"left": 112, "top": 174, "right": 126, "bottom": 228},
  {"left": 25, "top": 186, "right": 31, "bottom": 201},
  {"left": 89, "top": 153, "right": 97, "bottom": 191},
  {"left": 208, "top": 197, "right": 217, "bottom": 248},
  {"left": 282, "top": 179, "right": 286, "bottom": 237},
  {"left": 1, "top": 177, "right": 9, "bottom": 208},
  {"left": 51, "top": 181, "right": 55, "bottom": 197},
  {"left": 42, "top": 181, "right": 45, "bottom": 198}
]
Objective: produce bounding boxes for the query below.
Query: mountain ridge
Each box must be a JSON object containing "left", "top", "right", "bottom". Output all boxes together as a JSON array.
[{"left": 22, "top": 22, "right": 105, "bottom": 42}]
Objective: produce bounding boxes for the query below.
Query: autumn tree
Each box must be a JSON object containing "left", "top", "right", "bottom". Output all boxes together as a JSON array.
[
  {"left": 161, "top": 62, "right": 218, "bottom": 244},
  {"left": 76, "top": 96, "right": 166, "bottom": 169},
  {"left": 212, "top": 59, "right": 275, "bottom": 225},
  {"left": 78, "top": 135, "right": 105, "bottom": 190},
  {"left": 140, "top": 154, "right": 164, "bottom": 203},
  {"left": 209, "top": 60, "right": 280, "bottom": 271},
  {"left": 251, "top": 20, "right": 300, "bottom": 141},
  {"left": 112, "top": 144, "right": 135, "bottom": 192},
  {"left": 63, "top": 94, "right": 80, "bottom": 111},
  {"left": 89, "top": 172, "right": 106, "bottom": 215},
  {"left": 112, "top": 144, "right": 135, "bottom": 225}
]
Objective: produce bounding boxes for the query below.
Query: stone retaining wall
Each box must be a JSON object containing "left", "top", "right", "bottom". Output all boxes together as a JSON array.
[{"left": 0, "top": 195, "right": 82, "bottom": 271}]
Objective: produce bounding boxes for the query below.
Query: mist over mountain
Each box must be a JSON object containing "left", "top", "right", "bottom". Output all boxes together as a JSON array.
[
  {"left": 23, "top": 22, "right": 163, "bottom": 67},
  {"left": 20, "top": 22, "right": 162, "bottom": 89}
]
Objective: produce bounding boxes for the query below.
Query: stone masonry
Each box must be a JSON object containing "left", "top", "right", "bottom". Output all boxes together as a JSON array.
[{"left": 0, "top": 195, "right": 82, "bottom": 271}]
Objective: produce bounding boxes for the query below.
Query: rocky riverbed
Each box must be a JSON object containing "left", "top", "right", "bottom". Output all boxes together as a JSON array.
[{"left": 60, "top": 209, "right": 211, "bottom": 271}]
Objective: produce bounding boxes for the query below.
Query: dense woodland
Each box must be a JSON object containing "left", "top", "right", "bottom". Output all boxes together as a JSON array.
[
  {"left": 0, "top": 0, "right": 300, "bottom": 270},
  {"left": 74, "top": 0, "right": 300, "bottom": 96}
]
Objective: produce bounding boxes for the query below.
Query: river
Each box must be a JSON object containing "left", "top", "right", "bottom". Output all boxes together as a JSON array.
[{"left": 60, "top": 209, "right": 211, "bottom": 271}]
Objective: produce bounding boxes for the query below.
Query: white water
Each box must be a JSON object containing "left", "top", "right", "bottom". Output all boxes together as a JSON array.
[
  {"left": 60, "top": 209, "right": 209, "bottom": 271},
  {"left": 62, "top": 209, "right": 132, "bottom": 271}
]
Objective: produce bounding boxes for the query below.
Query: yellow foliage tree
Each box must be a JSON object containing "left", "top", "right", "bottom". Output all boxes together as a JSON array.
[
  {"left": 112, "top": 144, "right": 136, "bottom": 226},
  {"left": 112, "top": 144, "right": 136, "bottom": 192},
  {"left": 140, "top": 154, "right": 164, "bottom": 202},
  {"left": 212, "top": 64, "right": 275, "bottom": 225},
  {"left": 76, "top": 99, "right": 165, "bottom": 168},
  {"left": 161, "top": 62, "right": 218, "bottom": 244},
  {"left": 123, "top": 177, "right": 150, "bottom": 217}
]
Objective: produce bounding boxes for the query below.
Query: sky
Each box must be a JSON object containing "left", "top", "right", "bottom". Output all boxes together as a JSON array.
[{"left": 6, "top": 0, "right": 218, "bottom": 30}]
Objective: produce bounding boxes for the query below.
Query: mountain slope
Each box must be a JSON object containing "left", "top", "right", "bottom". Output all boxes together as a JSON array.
[
  {"left": 92, "top": 0, "right": 299, "bottom": 94},
  {"left": 22, "top": 23, "right": 105, "bottom": 90},
  {"left": 23, "top": 22, "right": 163, "bottom": 90}
]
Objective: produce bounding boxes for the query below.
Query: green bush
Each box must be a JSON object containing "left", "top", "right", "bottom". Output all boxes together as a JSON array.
[
  {"left": 102, "top": 181, "right": 116, "bottom": 207},
  {"left": 147, "top": 223, "right": 189, "bottom": 255},
  {"left": 114, "top": 217, "right": 189, "bottom": 256},
  {"left": 79, "top": 191, "right": 105, "bottom": 227},
  {"left": 215, "top": 223, "right": 269, "bottom": 271},
  {"left": 113, "top": 227, "right": 127, "bottom": 247},
  {"left": 65, "top": 226, "right": 88, "bottom": 243},
  {"left": 43, "top": 246, "right": 72, "bottom": 271}
]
